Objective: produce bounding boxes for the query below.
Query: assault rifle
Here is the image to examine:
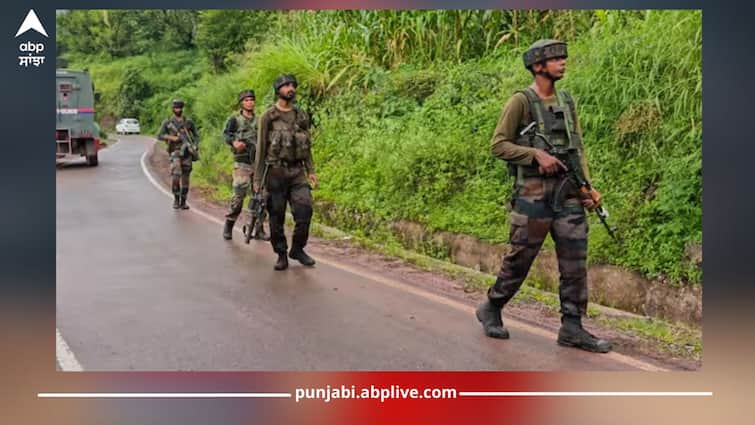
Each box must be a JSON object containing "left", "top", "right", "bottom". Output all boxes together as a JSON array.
[
  {"left": 243, "top": 163, "right": 269, "bottom": 243},
  {"left": 520, "top": 121, "right": 618, "bottom": 240},
  {"left": 168, "top": 121, "right": 199, "bottom": 161}
]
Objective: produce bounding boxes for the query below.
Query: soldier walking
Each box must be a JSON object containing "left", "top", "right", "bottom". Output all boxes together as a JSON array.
[
  {"left": 476, "top": 40, "right": 612, "bottom": 353},
  {"left": 157, "top": 99, "right": 200, "bottom": 210},
  {"left": 222, "top": 89, "right": 268, "bottom": 241},
  {"left": 253, "top": 74, "right": 318, "bottom": 271}
]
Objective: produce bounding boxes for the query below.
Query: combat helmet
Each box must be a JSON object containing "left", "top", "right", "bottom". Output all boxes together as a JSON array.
[
  {"left": 523, "top": 39, "right": 568, "bottom": 69},
  {"left": 273, "top": 74, "right": 298, "bottom": 92},
  {"left": 171, "top": 98, "right": 185, "bottom": 108},
  {"left": 238, "top": 89, "right": 256, "bottom": 103}
]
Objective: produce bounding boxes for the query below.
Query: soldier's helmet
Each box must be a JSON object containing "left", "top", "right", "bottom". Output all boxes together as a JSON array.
[
  {"left": 172, "top": 98, "right": 185, "bottom": 108},
  {"left": 238, "top": 89, "right": 256, "bottom": 103},
  {"left": 273, "top": 74, "right": 298, "bottom": 92},
  {"left": 523, "top": 39, "right": 568, "bottom": 69}
]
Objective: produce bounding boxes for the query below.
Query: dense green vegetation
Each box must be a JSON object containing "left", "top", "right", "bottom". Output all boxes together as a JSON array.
[{"left": 58, "top": 10, "right": 702, "bottom": 285}]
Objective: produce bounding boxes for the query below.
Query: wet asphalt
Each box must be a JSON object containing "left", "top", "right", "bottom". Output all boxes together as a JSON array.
[{"left": 56, "top": 136, "right": 647, "bottom": 371}]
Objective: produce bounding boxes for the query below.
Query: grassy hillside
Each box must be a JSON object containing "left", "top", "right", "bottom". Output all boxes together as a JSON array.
[{"left": 62, "top": 10, "right": 701, "bottom": 285}]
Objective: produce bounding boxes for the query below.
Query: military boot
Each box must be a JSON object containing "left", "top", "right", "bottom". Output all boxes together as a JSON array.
[
  {"left": 253, "top": 223, "right": 270, "bottom": 241},
  {"left": 557, "top": 315, "right": 612, "bottom": 353},
  {"left": 172, "top": 194, "right": 181, "bottom": 209},
  {"left": 475, "top": 299, "right": 509, "bottom": 339},
  {"left": 274, "top": 253, "right": 289, "bottom": 271},
  {"left": 179, "top": 190, "right": 190, "bottom": 210},
  {"left": 289, "top": 248, "right": 316, "bottom": 266},
  {"left": 223, "top": 219, "right": 235, "bottom": 240}
]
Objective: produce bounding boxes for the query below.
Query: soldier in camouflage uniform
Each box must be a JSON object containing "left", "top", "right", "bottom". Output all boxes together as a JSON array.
[
  {"left": 157, "top": 99, "right": 200, "bottom": 210},
  {"left": 253, "top": 74, "right": 318, "bottom": 271},
  {"left": 222, "top": 89, "right": 269, "bottom": 241},
  {"left": 475, "top": 40, "right": 612, "bottom": 353}
]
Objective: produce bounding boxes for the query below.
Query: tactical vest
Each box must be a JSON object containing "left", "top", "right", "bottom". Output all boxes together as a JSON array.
[
  {"left": 233, "top": 113, "right": 257, "bottom": 143},
  {"left": 231, "top": 112, "right": 257, "bottom": 164},
  {"left": 509, "top": 87, "right": 582, "bottom": 184},
  {"left": 265, "top": 106, "right": 311, "bottom": 164}
]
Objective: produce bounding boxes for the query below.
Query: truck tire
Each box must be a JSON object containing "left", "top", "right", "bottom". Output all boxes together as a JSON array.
[{"left": 85, "top": 139, "right": 99, "bottom": 166}]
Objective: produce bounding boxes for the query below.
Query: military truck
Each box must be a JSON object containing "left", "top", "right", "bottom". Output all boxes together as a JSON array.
[{"left": 56, "top": 69, "right": 101, "bottom": 166}]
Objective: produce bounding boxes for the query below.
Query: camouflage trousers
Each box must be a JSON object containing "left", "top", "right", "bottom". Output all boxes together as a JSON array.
[
  {"left": 489, "top": 176, "right": 589, "bottom": 317},
  {"left": 265, "top": 166, "right": 312, "bottom": 255},
  {"left": 225, "top": 162, "right": 254, "bottom": 221},
  {"left": 169, "top": 151, "right": 193, "bottom": 195}
]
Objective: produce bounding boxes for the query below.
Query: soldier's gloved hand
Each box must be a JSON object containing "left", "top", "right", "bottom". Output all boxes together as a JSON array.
[
  {"left": 232, "top": 140, "right": 246, "bottom": 152},
  {"left": 533, "top": 149, "right": 568, "bottom": 175}
]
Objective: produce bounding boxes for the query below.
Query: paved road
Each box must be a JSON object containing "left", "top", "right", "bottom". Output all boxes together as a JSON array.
[{"left": 56, "top": 136, "right": 659, "bottom": 371}]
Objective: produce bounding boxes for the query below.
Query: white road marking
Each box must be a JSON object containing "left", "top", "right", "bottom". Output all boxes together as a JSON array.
[
  {"left": 140, "top": 148, "right": 227, "bottom": 227},
  {"left": 56, "top": 328, "right": 83, "bottom": 371}
]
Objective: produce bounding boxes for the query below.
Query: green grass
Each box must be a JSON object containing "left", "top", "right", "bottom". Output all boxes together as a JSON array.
[
  {"left": 310, "top": 10, "right": 701, "bottom": 285},
  {"left": 599, "top": 316, "right": 702, "bottom": 360}
]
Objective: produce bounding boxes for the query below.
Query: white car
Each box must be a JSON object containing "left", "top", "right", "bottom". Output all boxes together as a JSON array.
[{"left": 116, "top": 118, "right": 141, "bottom": 135}]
